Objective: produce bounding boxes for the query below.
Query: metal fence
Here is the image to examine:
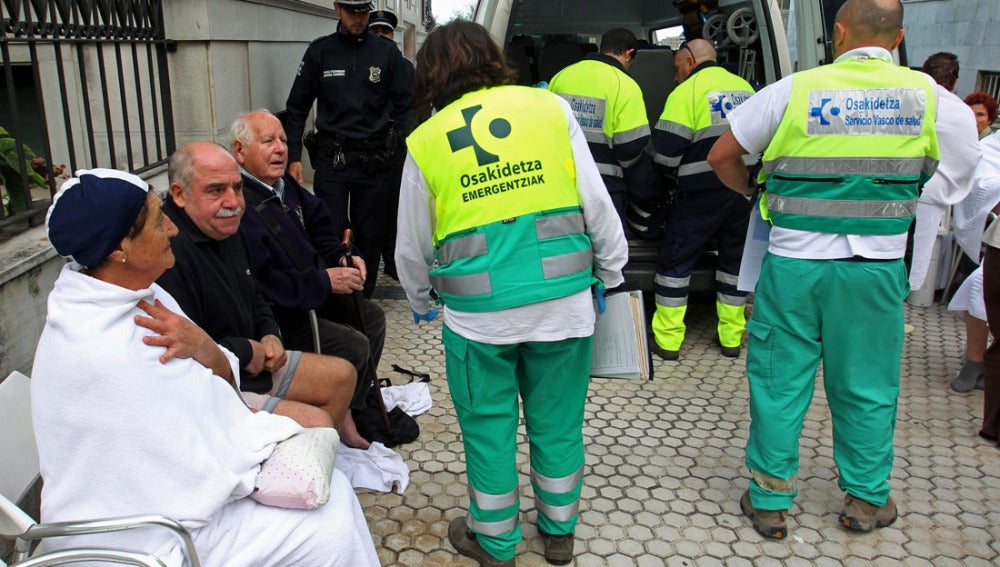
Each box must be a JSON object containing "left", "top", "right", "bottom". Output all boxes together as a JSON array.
[{"left": 0, "top": 0, "right": 174, "bottom": 229}]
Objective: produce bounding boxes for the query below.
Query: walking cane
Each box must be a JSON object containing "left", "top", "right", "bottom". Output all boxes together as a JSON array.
[{"left": 342, "top": 229, "right": 392, "bottom": 434}]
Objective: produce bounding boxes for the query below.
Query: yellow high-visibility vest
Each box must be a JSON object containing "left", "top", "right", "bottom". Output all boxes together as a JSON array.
[{"left": 407, "top": 85, "right": 596, "bottom": 312}]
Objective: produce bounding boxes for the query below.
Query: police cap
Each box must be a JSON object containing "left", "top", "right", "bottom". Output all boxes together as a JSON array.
[
  {"left": 336, "top": 1, "right": 374, "bottom": 13},
  {"left": 368, "top": 10, "right": 398, "bottom": 30}
]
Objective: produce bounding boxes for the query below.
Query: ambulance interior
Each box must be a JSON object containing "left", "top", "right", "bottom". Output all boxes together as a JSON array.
[{"left": 472, "top": 1, "right": 797, "bottom": 291}]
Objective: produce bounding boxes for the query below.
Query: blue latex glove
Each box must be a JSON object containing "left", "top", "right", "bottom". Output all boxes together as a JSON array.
[
  {"left": 412, "top": 306, "right": 439, "bottom": 325},
  {"left": 593, "top": 285, "right": 607, "bottom": 314}
]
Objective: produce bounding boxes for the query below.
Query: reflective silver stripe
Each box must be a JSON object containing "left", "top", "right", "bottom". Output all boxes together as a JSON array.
[
  {"left": 656, "top": 294, "right": 687, "bottom": 307},
  {"left": 613, "top": 124, "right": 651, "bottom": 145},
  {"left": 469, "top": 486, "right": 518, "bottom": 511},
  {"left": 678, "top": 154, "right": 754, "bottom": 177},
  {"left": 654, "top": 119, "right": 692, "bottom": 140},
  {"left": 718, "top": 292, "right": 747, "bottom": 306},
  {"left": 629, "top": 201, "right": 651, "bottom": 218},
  {"left": 542, "top": 249, "right": 592, "bottom": 279},
  {"left": 653, "top": 153, "right": 682, "bottom": 168},
  {"left": 716, "top": 270, "right": 739, "bottom": 286},
  {"left": 467, "top": 515, "right": 519, "bottom": 537},
  {"left": 536, "top": 213, "right": 585, "bottom": 240},
  {"left": 768, "top": 195, "right": 918, "bottom": 219},
  {"left": 764, "top": 156, "right": 934, "bottom": 177},
  {"left": 597, "top": 162, "right": 624, "bottom": 178},
  {"left": 677, "top": 160, "right": 714, "bottom": 177},
  {"left": 619, "top": 151, "right": 644, "bottom": 169},
  {"left": 536, "top": 500, "right": 580, "bottom": 522},
  {"left": 531, "top": 466, "right": 584, "bottom": 494},
  {"left": 430, "top": 272, "right": 492, "bottom": 295},
  {"left": 583, "top": 130, "right": 607, "bottom": 145},
  {"left": 692, "top": 124, "right": 730, "bottom": 143},
  {"left": 438, "top": 233, "right": 488, "bottom": 264},
  {"left": 656, "top": 274, "right": 690, "bottom": 288}
]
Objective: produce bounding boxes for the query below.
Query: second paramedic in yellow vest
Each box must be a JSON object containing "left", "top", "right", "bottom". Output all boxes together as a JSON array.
[
  {"left": 548, "top": 28, "right": 656, "bottom": 236},
  {"left": 650, "top": 38, "right": 756, "bottom": 361},
  {"left": 396, "top": 20, "right": 628, "bottom": 567},
  {"left": 708, "top": 0, "right": 940, "bottom": 542}
]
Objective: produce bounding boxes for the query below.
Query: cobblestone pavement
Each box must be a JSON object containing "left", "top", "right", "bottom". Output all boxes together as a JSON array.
[{"left": 361, "top": 282, "right": 999, "bottom": 566}]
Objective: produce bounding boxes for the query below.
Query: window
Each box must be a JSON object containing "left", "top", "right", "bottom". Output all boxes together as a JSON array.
[{"left": 977, "top": 71, "right": 1000, "bottom": 102}]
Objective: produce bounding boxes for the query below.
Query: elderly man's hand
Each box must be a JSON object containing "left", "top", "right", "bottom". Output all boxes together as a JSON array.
[
  {"left": 327, "top": 266, "right": 365, "bottom": 294},
  {"left": 341, "top": 255, "right": 368, "bottom": 282},
  {"left": 260, "top": 334, "right": 288, "bottom": 372},
  {"left": 136, "top": 299, "right": 214, "bottom": 364},
  {"left": 245, "top": 340, "right": 267, "bottom": 377},
  {"left": 288, "top": 161, "right": 304, "bottom": 183}
]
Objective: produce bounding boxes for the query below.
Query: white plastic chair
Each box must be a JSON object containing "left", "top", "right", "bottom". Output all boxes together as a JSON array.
[{"left": 0, "top": 372, "right": 201, "bottom": 567}]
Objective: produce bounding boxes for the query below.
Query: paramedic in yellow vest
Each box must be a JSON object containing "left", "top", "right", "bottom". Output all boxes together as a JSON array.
[
  {"left": 708, "top": 0, "right": 940, "bottom": 541},
  {"left": 548, "top": 28, "right": 657, "bottom": 236},
  {"left": 396, "top": 21, "right": 627, "bottom": 567},
  {"left": 650, "top": 38, "right": 756, "bottom": 361}
]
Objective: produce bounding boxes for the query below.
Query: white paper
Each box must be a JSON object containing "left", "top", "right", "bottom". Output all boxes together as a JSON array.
[
  {"left": 738, "top": 196, "right": 771, "bottom": 292},
  {"left": 591, "top": 290, "right": 650, "bottom": 380}
]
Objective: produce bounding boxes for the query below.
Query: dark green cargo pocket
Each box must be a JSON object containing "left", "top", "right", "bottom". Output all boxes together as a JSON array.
[
  {"left": 744, "top": 318, "right": 774, "bottom": 388},
  {"left": 442, "top": 326, "right": 473, "bottom": 410}
]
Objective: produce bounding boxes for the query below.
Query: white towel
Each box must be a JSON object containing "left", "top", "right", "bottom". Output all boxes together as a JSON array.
[
  {"left": 31, "top": 264, "right": 379, "bottom": 566},
  {"left": 381, "top": 381, "right": 433, "bottom": 416},
  {"left": 336, "top": 442, "right": 411, "bottom": 494}
]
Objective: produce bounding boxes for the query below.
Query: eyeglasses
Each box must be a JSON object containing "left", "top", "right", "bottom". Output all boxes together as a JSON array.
[{"left": 678, "top": 42, "right": 694, "bottom": 60}]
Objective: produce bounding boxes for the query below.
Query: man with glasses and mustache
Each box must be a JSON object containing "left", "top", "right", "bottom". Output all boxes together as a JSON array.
[{"left": 284, "top": 0, "right": 413, "bottom": 298}]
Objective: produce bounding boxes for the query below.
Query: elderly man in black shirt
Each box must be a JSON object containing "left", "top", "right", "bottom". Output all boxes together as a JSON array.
[{"left": 156, "top": 141, "right": 371, "bottom": 447}]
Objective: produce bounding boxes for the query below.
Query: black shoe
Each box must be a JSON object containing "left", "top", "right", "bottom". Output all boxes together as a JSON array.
[
  {"left": 448, "top": 517, "right": 514, "bottom": 567},
  {"left": 540, "top": 531, "right": 574, "bottom": 565},
  {"left": 715, "top": 336, "right": 741, "bottom": 358},
  {"left": 651, "top": 343, "right": 679, "bottom": 361}
]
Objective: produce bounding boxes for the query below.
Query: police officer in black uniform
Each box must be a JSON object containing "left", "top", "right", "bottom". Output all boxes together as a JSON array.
[
  {"left": 285, "top": 0, "right": 414, "bottom": 298},
  {"left": 367, "top": 9, "right": 414, "bottom": 282}
]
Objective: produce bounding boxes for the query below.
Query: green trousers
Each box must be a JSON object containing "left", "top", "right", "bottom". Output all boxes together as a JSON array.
[
  {"left": 443, "top": 325, "right": 591, "bottom": 561},
  {"left": 744, "top": 254, "right": 907, "bottom": 511}
]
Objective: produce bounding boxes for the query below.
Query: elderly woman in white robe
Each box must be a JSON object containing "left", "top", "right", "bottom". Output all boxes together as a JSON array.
[{"left": 31, "top": 168, "right": 380, "bottom": 566}]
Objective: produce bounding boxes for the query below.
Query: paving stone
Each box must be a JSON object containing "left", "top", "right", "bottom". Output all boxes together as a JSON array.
[{"left": 359, "top": 290, "right": 1000, "bottom": 565}]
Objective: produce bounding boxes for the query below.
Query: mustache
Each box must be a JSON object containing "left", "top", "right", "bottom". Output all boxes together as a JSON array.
[{"left": 215, "top": 206, "right": 244, "bottom": 219}]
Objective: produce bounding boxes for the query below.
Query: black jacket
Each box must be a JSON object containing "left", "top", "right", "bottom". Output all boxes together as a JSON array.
[
  {"left": 156, "top": 197, "right": 282, "bottom": 394},
  {"left": 285, "top": 28, "right": 414, "bottom": 162}
]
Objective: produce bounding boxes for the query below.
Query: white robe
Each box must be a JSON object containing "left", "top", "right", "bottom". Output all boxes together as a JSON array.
[{"left": 31, "top": 263, "right": 380, "bottom": 566}]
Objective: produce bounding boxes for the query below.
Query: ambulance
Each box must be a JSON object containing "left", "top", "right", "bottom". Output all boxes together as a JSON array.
[{"left": 471, "top": 0, "right": 891, "bottom": 291}]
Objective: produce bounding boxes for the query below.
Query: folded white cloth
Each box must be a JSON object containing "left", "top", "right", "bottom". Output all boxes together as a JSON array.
[
  {"left": 335, "top": 442, "right": 410, "bottom": 494},
  {"left": 381, "top": 381, "right": 433, "bottom": 416}
]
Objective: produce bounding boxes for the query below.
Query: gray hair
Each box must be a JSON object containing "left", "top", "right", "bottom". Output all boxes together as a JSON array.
[{"left": 230, "top": 108, "right": 273, "bottom": 146}]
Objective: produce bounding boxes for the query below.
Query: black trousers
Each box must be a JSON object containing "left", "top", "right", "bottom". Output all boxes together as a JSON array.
[
  {"left": 278, "top": 293, "right": 387, "bottom": 410},
  {"left": 314, "top": 153, "right": 393, "bottom": 298},
  {"left": 982, "top": 246, "right": 1000, "bottom": 440}
]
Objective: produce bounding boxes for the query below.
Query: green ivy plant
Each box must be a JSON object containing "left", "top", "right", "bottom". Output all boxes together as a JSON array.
[{"left": 0, "top": 126, "right": 47, "bottom": 216}]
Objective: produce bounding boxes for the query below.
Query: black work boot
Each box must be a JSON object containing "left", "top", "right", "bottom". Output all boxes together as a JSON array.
[
  {"left": 448, "top": 517, "right": 514, "bottom": 567},
  {"left": 540, "top": 531, "right": 574, "bottom": 565}
]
